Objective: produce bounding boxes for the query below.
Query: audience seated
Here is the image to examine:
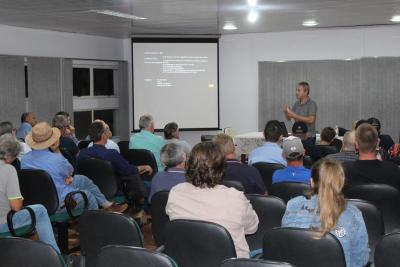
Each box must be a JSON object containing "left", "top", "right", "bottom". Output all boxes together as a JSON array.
[
  {"left": 88, "top": 119, "right": 120, "bottom": 153},
  {"left": 367, "top": 117, "right": 394, "bottom": 152},
  {"left": 307, "top": 127, "right": 337, "bottom": 161},
  {"left": 77, "top": 120, "right": 151, "bottom": 205},
  {"left": 282, "top": 159, "right": 369, "bottom": 267},
  {"left": 214, "top": 134, "right": 266, "bottom": 195},
  {"left": 16, "top": 112, "right": 36, "bottom": 141},
  {"left": 291, "top": 121, "right": 315, "bottom": 154},
  {"left": 326, "top": 131, "right": 358, "bottom": 163},
  {"left": 163, "top": 122, "right": 191, "bottom": 155},
  {"left": 148, "top": 143, "right": 186, "bottom": 203},
  {"left": 344, "top": 123, "right": 400, "bottom": 189},
  {"left": 0, "top": 121, "right": 31, "bottom": 160},
  {"left": 55, "top": 111, "right": 79, "bottom": 145},
  {"left": 166, "top": 141, "right": 259, "bottom": 258},
  {"left": 248, "top": 120, "right": 286, "bottom": 166},
  {"left": 21, "top": 122, "right": 127, "bottom": 213},
  {"left": 52, "top": 114, "right": 79, "bottom": 167},
  {"left": 129, "top": 114, "right": 165, "bottom": 171},
  {"left": 272, "top": 136, "right": 310, "bottom": 184},
  {"left": 0, "top": 134, "right": 60, "bottom": 253}
]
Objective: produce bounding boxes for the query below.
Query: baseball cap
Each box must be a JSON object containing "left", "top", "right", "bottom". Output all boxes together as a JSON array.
[
  {"left": 282, "top": 136, "right": 305, "bottom": 160},
  {"left": 292, "top": 121, "right": 308, "bottom": 134}
]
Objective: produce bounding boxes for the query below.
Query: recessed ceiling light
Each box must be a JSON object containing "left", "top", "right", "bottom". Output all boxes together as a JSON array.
[
  {"left": 302, "top": 19, "right": 318, "bottom": 27},
  {"left": 391, "top": 15, "right": 400, "bottom": 22},
  {"left": 277, "top": 60, "right": 286, "bottom": 63},
  {"left": 247, "top": 0, "right": 257, "bottom": 7},
  {"left": 90, "top": 10, "right": 147, "bottom": 20},
  {"left": 223, "top": 23, "right": 238, "bottom": 30},
  {"left": 247, "top": 10, "right": 259, "bottom": 23},
  {"left": 344, "top": 58, "right": 352, "bottom": 61}
]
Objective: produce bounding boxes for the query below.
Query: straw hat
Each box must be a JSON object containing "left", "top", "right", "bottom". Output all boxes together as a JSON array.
[{"left": 25, "top": 122, "right": 61, "bottom": 150}]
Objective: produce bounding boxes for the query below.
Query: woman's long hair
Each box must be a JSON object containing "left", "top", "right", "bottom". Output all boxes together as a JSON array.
[{"left": 311, "top": 159, "right": 346, "bottom": 236}]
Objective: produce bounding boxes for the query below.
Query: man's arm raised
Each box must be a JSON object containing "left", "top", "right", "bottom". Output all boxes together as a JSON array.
[{"left": 286, "top": 109, "right": 316, "bottom": 125}]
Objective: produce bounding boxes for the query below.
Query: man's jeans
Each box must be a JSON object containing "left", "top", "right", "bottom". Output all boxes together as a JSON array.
[
  {"left": 0, "top": 204, "right": 60, "bottom": 254},
  {"left": 71, "top": 174, "right": 108, "bottom": 210}
]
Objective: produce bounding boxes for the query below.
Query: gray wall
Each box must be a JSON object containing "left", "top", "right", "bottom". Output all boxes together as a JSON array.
[{"left": 259, "top": 58, "right": 400, "bottom": 140}]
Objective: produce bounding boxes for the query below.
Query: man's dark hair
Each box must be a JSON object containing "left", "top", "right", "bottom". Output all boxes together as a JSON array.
[
  {"left": 355, "top": 119, "right": 368, "bottom": 129},
  {"left": 367, "top": 117, "right": 381, "bottom": 133},
  {"left": 88, "top": 121, "right": 105, "bottom": 142},
  {"left": 320, "top": 127, "right": 336, "bottom": 143},
  {"left": 298, "top": 81, "right": 310, "bottom": 94},
  {"left": 164, "top": 122, "right": 178, "bottom": 140},
  {"left": 263, "top": 120, "right": 283, "bottom": 142},
  {"left": 186, "top": 141, "right": 225, "bottom": 188},
  {"left": 20, "top": 112, "right": 30, "bottom": 123}
]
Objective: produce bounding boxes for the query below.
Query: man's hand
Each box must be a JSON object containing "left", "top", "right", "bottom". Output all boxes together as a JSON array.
[
  {"left": 138, "top": 165, "right": 153, "bottom": 175},
  {"left": 64, "top": 176, "right": 74, "bottom": 185},
  {"left": 283, "top": 105, "right": 291, "bottom": 120}
]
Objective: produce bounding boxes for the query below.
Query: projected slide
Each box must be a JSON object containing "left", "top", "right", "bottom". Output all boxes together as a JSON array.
[{"left": 132, "top": 40, "right": 219, "bottom": 130}]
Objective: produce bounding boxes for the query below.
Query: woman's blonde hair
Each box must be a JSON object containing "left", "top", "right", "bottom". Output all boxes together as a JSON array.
[{"left": 311, "top": 158, "right": 346, "bottom": 236}]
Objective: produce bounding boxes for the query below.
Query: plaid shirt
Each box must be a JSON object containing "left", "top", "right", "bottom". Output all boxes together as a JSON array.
[{"left": 326, "top": 151, "right": 358, "bottom": 163}]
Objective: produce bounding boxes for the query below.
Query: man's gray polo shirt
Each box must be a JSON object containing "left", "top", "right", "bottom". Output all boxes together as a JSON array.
[{"left": 292, "top": 98, "right": 317, "bottom": 135}]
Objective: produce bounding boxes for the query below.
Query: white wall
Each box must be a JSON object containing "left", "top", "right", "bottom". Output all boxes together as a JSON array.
[
  {"left": 219, "top": 25, "right": 400, "bottom": 134},
  {"left": 5, "top": 24, "right": 400, "bottom": 145},
  {"left": 0, "top": 25, "right": 124, "bottom": 60}
]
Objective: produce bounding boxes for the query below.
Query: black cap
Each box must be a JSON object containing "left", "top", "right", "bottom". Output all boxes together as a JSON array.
[{"left": 292, "top": 121, "right": 308, "bottom": 134}]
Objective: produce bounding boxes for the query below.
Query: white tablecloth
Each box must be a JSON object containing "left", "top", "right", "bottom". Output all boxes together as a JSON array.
[
  {"left": 234, "top": 132, "right": 339, "bottom": 156},
  {"left": 234, "top": 132, "right": 265, "bottom": 156}
]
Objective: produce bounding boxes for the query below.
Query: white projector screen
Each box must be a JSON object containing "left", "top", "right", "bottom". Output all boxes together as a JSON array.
[{"left": 132, "top": 39, "right": 219, "bottom": 130}]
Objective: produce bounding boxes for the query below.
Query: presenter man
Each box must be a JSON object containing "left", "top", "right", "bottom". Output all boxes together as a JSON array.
[{"left": 284, "top": 81, "right": 317, "bottom": 136}]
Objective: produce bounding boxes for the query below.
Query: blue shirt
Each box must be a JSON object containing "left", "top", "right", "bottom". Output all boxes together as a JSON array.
[
  {"left": 77, "top": 144, "right": 139, "bottom": 177},
  {"left": 248, "top": 142, "right": 286, "bottom": 166},
  {"left": 129, "top": 129, "right": 165, "bottom": 171},
  {"left": 272, "top": 166, "right": 311, "bottom": 184},
  {"left": 16, "top": 122, "right": 32, "bottom": 141},
  {"left": 21, "top": 149, "right": 74, "bottom": 202},
  {"left": 282, "top": 195, "right": 370, "bottom": 267},
  {"left": 224, "top": 159, "right": 266, "bottom": 194},
  {"left": 148, "top": 168, "right": 186, "bottom": 203}
]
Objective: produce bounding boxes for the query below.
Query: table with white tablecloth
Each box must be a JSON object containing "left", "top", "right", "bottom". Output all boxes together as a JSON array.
[{"left": 234, "top": 132, "right": 333, "bottom": 162}]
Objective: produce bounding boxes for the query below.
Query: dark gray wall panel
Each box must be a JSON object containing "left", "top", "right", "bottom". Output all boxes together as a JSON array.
[
  {"left": 0, "top": 56, "right": 25, "bottom": 127},
  {"left": 259, "top": 60, "right": 360, "bottom": 134},
  {"left": 27, "top": 57, "right": 61, "bottom": 124}
]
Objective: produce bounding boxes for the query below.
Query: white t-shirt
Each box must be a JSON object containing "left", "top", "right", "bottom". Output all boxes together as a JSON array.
[
  {"left": 166, "top": 182, "right": 258, "bottom": 258},
  {"left": 18, "top": 141, "right": 31, "bottom": 160},
  {"left": 88, "top": 139, "right": 120, "bottom": 153}
]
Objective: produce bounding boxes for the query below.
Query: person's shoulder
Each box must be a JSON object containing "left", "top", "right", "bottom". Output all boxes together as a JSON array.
[
  {"left": 170, "top": 181, "right": 191, "bottom": 191},
  {"left": 381, "top": 159, "right": 399, "bottom": 167},
  {"left": 249, "top": 145, "right": 264, "bottom": 157},
  {"left": 0, "top": 162, "right": 17, "bottom": 175},
  {"left": 151, "top": 171, "right": 164, "bottom": 183},
  {"left": 381, "top": 160, "right": 400, "bottom": 172},
  {"left": 219, "top": 185, "right": 249, "bottom": 202},
  {"left": 342, "top": 160, "right": 356, "bottom": 169},
  {"left": 272, "top": 167, "right": 285, "bottom": 176},
  {"left": 344, "top": 202, "right": 364, "bottom": 221},
  {"left": 309, "top": 98, "right": 317, "bottom": 105},
  {"left": 61, "top": 136, "right": 75, "bottom": 145},
  {"left": 153, "top": 134, "right": 164, "bottom": 144},
  {"left": 243, "top": 163, "right": 261, "bottom": 175},
  {"left": 286, "top": 195, "right": 310, "bottom": 209},
  {"left": 298, "top": 166, "right": 311, "bottom": 173}
]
